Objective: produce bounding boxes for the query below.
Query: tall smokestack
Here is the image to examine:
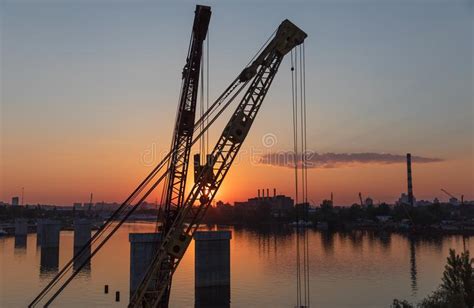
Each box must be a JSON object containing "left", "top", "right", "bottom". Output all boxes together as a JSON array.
[
  {"left": 273, "top": 188, "right": 276, "bottom": 197},
  {"left": 266, "top": 189, "right": 269, "bottom": 200},
  {"left": 262, "top": 188, "right": 265, "bottom": 199},
  {"left": 407, "top": 153, "right": 414, "bottom": 206},
  {"left": 258, "top": 189, "right": 260, "bottom": 199}
]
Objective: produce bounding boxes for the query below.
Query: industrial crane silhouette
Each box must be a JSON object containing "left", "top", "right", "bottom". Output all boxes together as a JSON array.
[
  {"left": 440, "top": 188, "right": 464, "bottom": 205},
  {"left": 29, "top": 5, "right": 307, "bottom": 307},
  {"left": 131, "top": 15, "right": 307, "bottom": 308},
  {"left": 156, "top": 5, "right": 211, "bottom": 305}
]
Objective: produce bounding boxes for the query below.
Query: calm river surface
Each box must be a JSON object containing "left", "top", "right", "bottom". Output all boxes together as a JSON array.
[{"left": 0, "top": 222, "right": 471, "bottom": 307}]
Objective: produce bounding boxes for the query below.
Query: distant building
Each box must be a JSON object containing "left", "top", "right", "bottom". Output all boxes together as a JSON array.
[
  {"left": 93, "top": 202, "right": 121, "bottom": 212},
  {"left": 73, "top": 202, "right": 82, "bottom": 209},
  {"left": 448, "top": 197, "right": 460, "bottom": 206},
  {"left": 397, "top": 193, "right": 416, "bottom": 206},
  {"left": 416, "top": 200, "right": 433, "bottom": 207},
  {"left": 12, "top": 196, "right": 19, "bottom": 206},
  {"left": 234, "top": 190, "right": 294, "bottom": 218}
]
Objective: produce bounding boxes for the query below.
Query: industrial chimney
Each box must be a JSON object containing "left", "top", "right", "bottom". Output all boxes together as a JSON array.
[
  {"left": 266, "top": 188, "right": 270, "bottom": 200},
  {"left": 258, "top": 189, "right": 260, "bottom": 199},
  {"left": 273, "top": 188, "right": 276, "bottom": 197},
  {"left": 407, "top": 153, "right": 414, "bottom": 206}
]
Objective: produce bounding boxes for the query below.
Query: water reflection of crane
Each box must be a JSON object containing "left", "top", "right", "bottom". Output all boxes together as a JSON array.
[{"left": 409, "top": 237, "right": 418, "bottom": 295}]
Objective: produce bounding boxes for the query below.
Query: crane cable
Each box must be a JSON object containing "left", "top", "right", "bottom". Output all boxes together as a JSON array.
[
  {"left": 206, "top": 29, "right": 210, "bottom": 155},
  {"left": 301, "top": 42, "right": 310, "bottom": 308},
  {"left": 292, "top": 42, "right": 310, "bottom": 308},
  {"left": 200, "top": 36, "right": 205, "bottom": 162},
  {"left": 291, "top": 48, "right": 301, "bottom": 308}
]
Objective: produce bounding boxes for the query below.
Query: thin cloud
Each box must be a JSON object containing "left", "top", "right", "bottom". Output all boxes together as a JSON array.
[{"left": 259, "top": 152, "right": 444, "bottom": 169}]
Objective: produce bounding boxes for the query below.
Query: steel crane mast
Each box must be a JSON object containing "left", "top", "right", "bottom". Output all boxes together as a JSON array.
[
  {"left": 158, "top": 5, "right": 211, "bottom": 305},
  {"left": 163, "top": 5, "right": 211, "bottom": 229},
  {"left": 130, "top": 19, "right": 307, "bottom": 308}
]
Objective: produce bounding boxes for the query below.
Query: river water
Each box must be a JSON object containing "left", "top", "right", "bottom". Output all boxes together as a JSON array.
[{"left": 0, "top": 222, "right": 471, "bottom": 307}]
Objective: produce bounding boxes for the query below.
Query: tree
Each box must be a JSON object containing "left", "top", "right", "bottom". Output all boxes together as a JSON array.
[
  {"left": 393, "top": 249, "right": 474, "bottom": 308},
  {"left": 392, "top": 299, "right": 414, "bottom": 308},
  {"left": 441, "top": 249, "right": 474, "bottom": 307}
]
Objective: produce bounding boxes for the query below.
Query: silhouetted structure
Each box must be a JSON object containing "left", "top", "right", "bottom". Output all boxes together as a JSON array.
[
  {"left": 14, "top": 235, "right": 27, "bottom": 252},
  {"left": 194, "top": 231, "right": 231, "bottom": 288},
  {"left": 129, "top": 233, "right": 161, "bottom": 298},
  {"left": 41, "top": 247, "right": 59, "bottom": 274},
  {"left": 195, "top": 285, "right": 230, "bottom": 308},
  {"left": 407, "top": 153, "right": 414, "bottom": 206},
  {"left": 409, "top": 237, "right": 418, "bottom": 295},
  {"left": 194, "top": 231, "right": 231, "bottom": 308}
]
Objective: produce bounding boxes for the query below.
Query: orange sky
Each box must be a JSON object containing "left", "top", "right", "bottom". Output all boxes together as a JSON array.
[{"left": 1, "top": 136, "right": 472, "bottom": 206}]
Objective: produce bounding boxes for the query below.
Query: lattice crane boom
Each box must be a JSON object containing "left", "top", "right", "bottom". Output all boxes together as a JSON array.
[
  {"left": 130, "top": 19, "right": 307, "bottom": 308},
  {"left": 157, "top": 5, "right": 211, "bottom": 305},
  {"left": 163, "top": 4, "right": 211, "bottom": 226}
]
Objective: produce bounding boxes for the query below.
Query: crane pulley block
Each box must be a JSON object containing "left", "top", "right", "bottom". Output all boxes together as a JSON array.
[
  {"left": 274, "top": 19, "right": 307, "bottom": 56},
  {"left": 194, "top": 154, "right": 216, "bottom": 184},
  {"left": 224, "top": 112, "right": 250, "bottom": 144},
  {"left": 239, "top": 19, "right": 307, "bottom": 82},
  {"left": 165, "top": 231, "right": 192, "bottom": 259}
]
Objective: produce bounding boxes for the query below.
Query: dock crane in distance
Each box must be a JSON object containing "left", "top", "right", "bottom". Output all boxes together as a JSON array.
[
  {"left": 359, "top": 192, "right": 364, "bottom": 207},
  {"left": 87, "top": 193, "right": 93, "bottom": 216},
  {"left": 130, "top": 19, "right": 307, "bottom": 308},
  {"left": 440, "top": 188, "right": 463, "bottom": 206}
]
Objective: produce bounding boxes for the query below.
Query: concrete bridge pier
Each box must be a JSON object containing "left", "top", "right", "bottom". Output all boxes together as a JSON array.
[
  {"left": 40, "top": 220, "right": 61, "bottom": 273},
  {"left": 41, "top": 247, "right": 60, "bottom": 274},
  {"left": 14, "top": 219, "right": 28, "bottom": 250},
  {"left": 129, "top": 233, "right": 161, "bottom": 298},
  {"left": 36, "top": 219, "right": 44, "bottom": 246},
  {"left": 40, "top": 220, "right": 60, "bottom": 248},
  {"left": 194, "top": 230, "right": 232, "bottom": 288},
  {"left": 194, "top": 230, "right": 231, "bottom": 307},
  {"left": 73, "top": 219, "right": 91, "bottom": 251},
  {"left": 14, "top": 234, "right": 27, "bottom": 251},
  {"left": 15, "top": 218, "right": 28, "bottom": 236},
  {"left": 73, "top": 219, "right": 92, "bottom": 272},
  {"left": 195, "top": 285, "right": 230, "bottom": 308}
]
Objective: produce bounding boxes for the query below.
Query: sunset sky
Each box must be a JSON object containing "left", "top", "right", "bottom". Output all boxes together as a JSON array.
[{"left": 1, "top": 1, "right": 472, "bottom": 206}]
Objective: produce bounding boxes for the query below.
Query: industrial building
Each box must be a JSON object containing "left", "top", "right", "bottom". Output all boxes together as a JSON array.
[{"left": 234, "top": 189, "right": 294, "bottom": 218}]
